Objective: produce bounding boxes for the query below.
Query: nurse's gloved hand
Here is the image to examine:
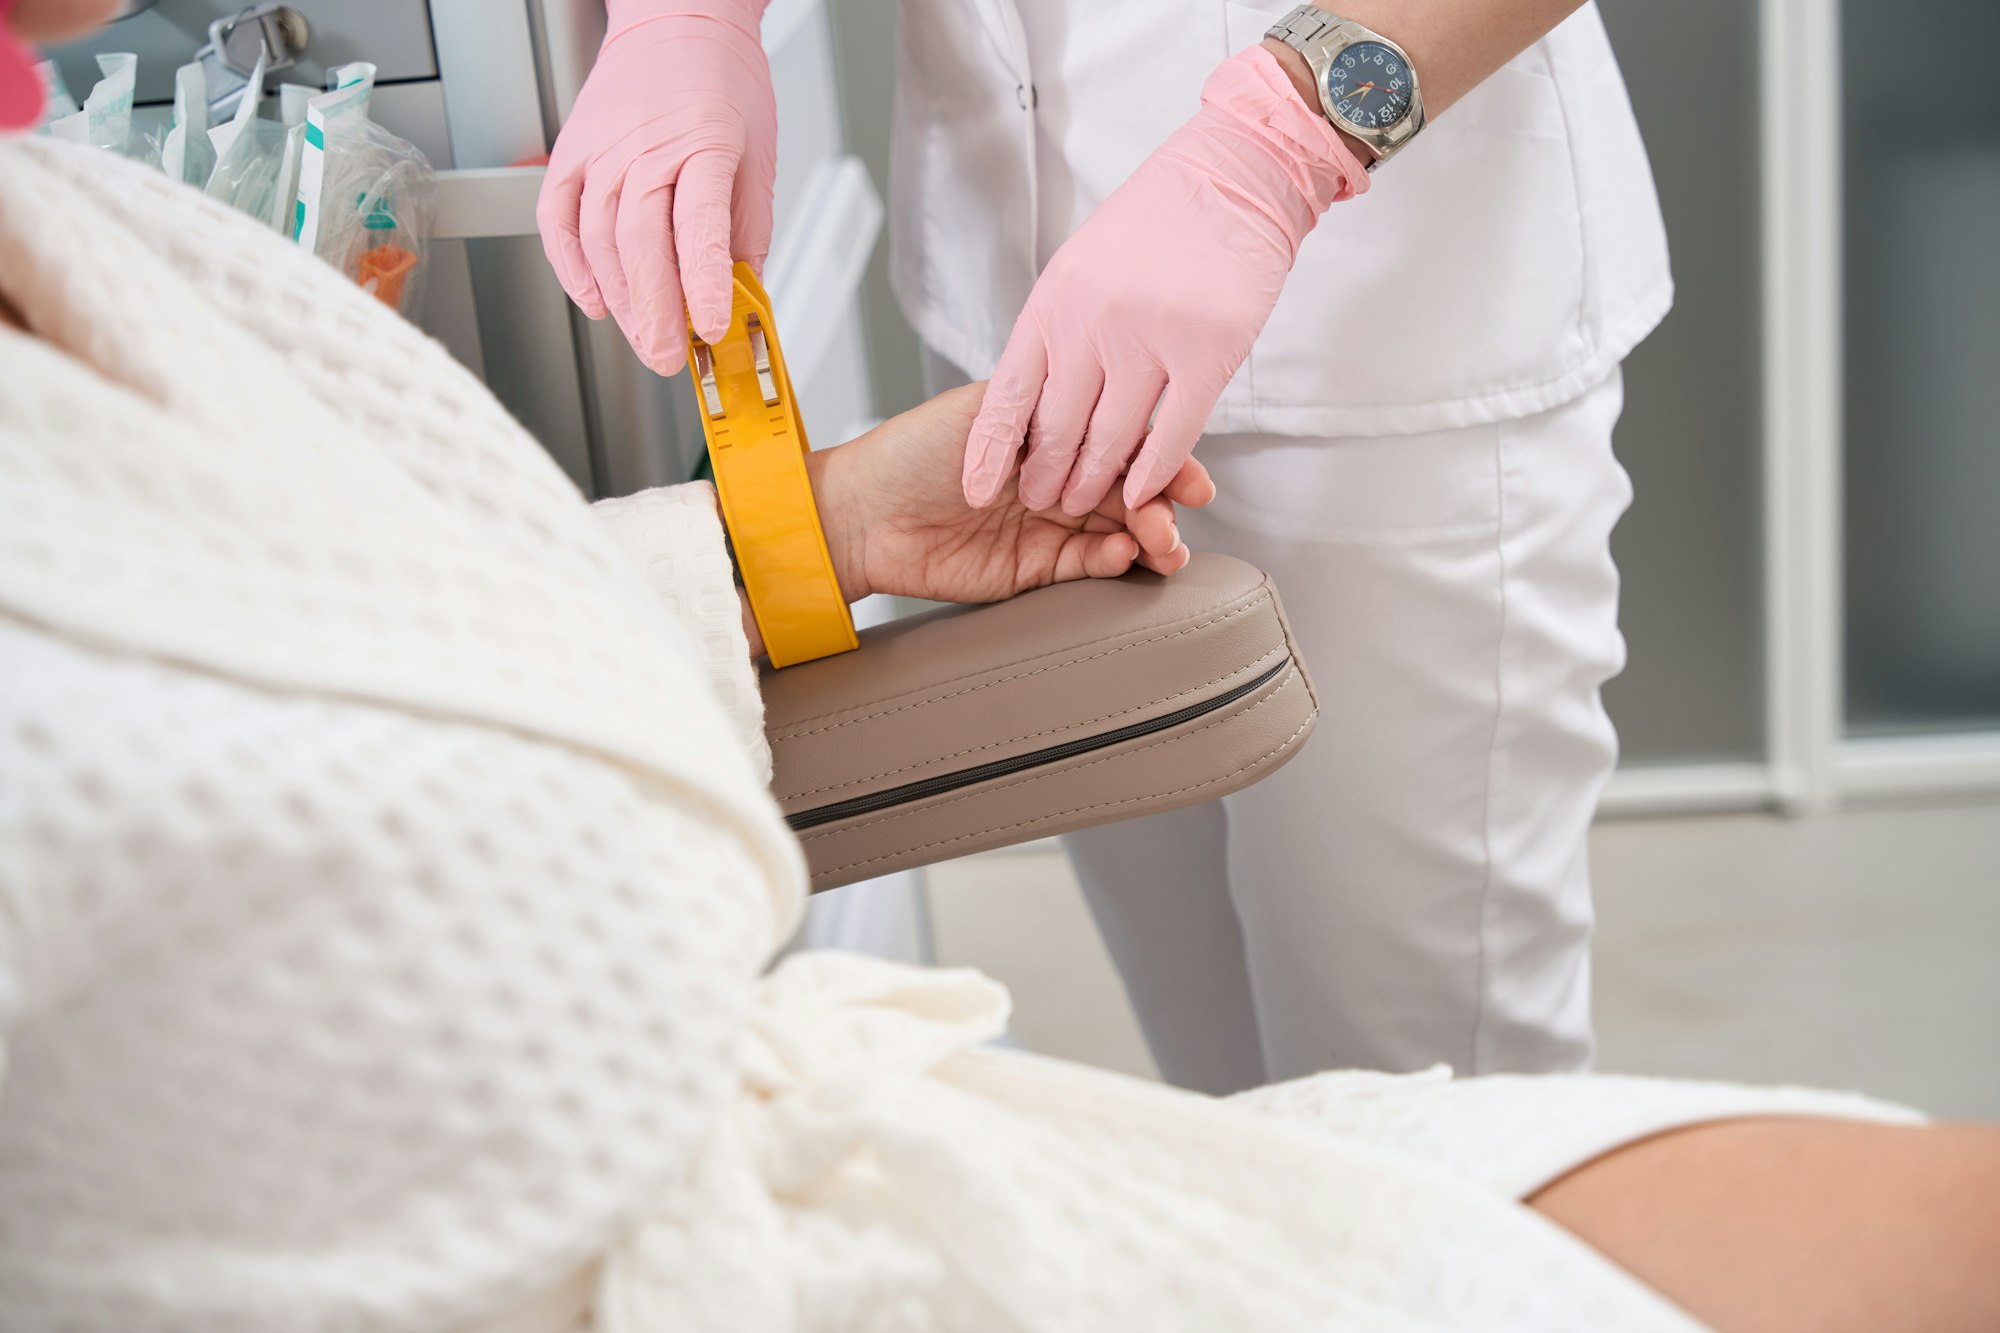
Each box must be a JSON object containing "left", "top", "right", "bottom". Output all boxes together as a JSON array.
[
  {"left": 537, "top": 0, "right": 776, "bottom": 375},
  {"left": 962, "top": 46, "right": 1368, "bottom": 515}
]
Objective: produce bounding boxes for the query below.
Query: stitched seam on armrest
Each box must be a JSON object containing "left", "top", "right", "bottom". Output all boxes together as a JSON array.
[
  {"left": 805, "top": 666, "right": 1313, "bottom": 879},
  {"left": 771, "top": 587, "right": 1275, "bottom": 740},
  {"left": 779, "top": 644, "right": 1288, "bottom": 802}
]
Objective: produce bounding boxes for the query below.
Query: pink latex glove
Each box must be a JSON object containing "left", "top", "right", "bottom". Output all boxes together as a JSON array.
[
  {"left": 1, "top": 0, "right": 48, "bottom": 132},
  {"left": 536, "top": 0, "right": 776, "bottom": 374},
  {"left": 963, "top": 47, "right": 1369, "bottom": 515}
]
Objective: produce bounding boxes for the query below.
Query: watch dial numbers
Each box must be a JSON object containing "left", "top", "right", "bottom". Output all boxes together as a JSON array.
[{"left": 1325, "top": 40, "right": 1412, "bottom": 133}]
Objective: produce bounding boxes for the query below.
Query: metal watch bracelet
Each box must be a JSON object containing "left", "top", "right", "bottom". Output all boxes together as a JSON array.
[{"left": 1263, "top": 5, "right": 1427, "bottom": 167}]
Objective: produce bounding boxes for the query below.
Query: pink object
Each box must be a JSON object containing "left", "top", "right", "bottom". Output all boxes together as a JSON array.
[
  {"left": 963, "top": 46, "right": 1369, "bottom": 514},
  {"left": 0, "top": 0, "right": 45, "bottom": 133},
  {"left": 536, "top": 0, "right": 776, "bottom": 375}
]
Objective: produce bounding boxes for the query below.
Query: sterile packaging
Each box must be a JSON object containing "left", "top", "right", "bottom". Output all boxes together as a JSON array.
[
  {"left": 311, "top": 118, "right": 434, "bottom": 314},
  {"left": 203, "top": 54, "right": 311, "bottom": 235},
  {"left": 205, "top": 117, "right": 302, "bottom": 232},
  {"left": 46, "top": 52, "right": 135, "bottom": 155},
  {"left": 295, "top": 64, "right": 435, "bottom": 317},
  {"left": 261, "top": 84, "right": 314, "bottom": 236},
  {"left": 203, "top": 49, "right": 265, "bottom": 169},
  {"left": 160, "top": 61, "right": 214, "bottom": 188},
  {"left": 292, "top": 61, "right": 375, "bottom": 246},
  {"left": 270, "top": 122, "right": 306, "bottom": 234},
  {"left": 279, "top": 82, "right": 313, "bottom": 128}
]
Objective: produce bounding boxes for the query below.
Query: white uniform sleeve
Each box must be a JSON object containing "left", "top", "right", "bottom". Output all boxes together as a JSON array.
[{"left": 592, "top": 483, "right": 771, "bottom": 781}]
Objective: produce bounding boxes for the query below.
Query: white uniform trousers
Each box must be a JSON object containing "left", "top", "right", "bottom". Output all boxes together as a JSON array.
[{"left": 1065, "top": 369, "right": 1634, "bottom": 1092}]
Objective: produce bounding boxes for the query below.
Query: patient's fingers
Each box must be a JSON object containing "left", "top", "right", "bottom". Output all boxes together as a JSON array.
[
  {"left": 1134, "top": 518, "right": 1188, "bottom": 576},
  {"left": 1129, "top": 497, "right": 1180, "bottom": 558},
  {"left": 1051, "top": 531, "right": 1140, "bottom": 584},
  {"left": 1163, "top": 456, "right": 1216, "bottom": 509},
  {"left": 1137, "top": 489, "right": 1189, "bottom": 575},
  {"left": 1084, "top": 486, "right": 1178, "bottom": 557},
  {"left": 1031, "top": 487, "right": 1187, "bottom": 582}
]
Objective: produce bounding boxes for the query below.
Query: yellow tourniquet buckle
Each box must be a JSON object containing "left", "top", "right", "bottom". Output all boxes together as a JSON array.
[{"left": 688, "top": 263, "right": 858, "bottom": 668}]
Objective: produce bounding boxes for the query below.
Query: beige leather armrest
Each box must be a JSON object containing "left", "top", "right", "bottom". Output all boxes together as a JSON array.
[{"left": 761, "top": 553, "right": 1319, "bottom": 892}]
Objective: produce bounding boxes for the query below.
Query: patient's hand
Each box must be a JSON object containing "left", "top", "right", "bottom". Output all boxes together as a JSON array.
[{"left": 808, "top": 384, "right": 1214, "bottom": 605}]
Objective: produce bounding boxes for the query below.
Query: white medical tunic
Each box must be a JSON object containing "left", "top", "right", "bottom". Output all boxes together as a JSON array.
[{"left": 890, "top": 0, "right": 1671, "bottom": 438}]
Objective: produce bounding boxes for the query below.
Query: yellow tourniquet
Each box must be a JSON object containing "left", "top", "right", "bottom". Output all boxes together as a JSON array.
[{"left": 688, "top": 264, "right": 857, "bottom": 668}]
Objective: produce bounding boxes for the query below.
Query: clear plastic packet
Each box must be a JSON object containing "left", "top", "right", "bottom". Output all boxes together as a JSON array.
[
  {"left": 271, "top": 122, "right": 307, "bottom": 234},
  {"left": 268, "top": 84, "right": 314, "bottom": 233},
  {"left": 294, "top": 64, "right": 436, "bottom": 317},
  {"left": 204, "top": 49, "right": 265, "bottom": 166},
  {"left": 303, "top": 117, "right": 436, "bottom": 316},
  {"left": 127, "top": 117, "right": 170, "bottom": 169},
  {"left": 292, "top": 62, "right": 375, "bottom": 246},
  {"left": 160, "top": 61, "right": 215, "bottom": 187},
  {"left": 47, "top": 52, "right": 135, "bottom": 154},
  {"left": 204, "top": 117, "right": 297, "bottom": 229},
  {"left": 203, "top": 55, "right": 314, "bottom": 233},
  {"left": 280, "top": 82, "right": 312, "bottom": 128}
]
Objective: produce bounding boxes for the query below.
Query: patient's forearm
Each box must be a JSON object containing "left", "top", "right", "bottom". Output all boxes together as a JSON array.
[
  {"left": 1531, "top": 1119, "right": 2000, "bottom": 1333},
  {"left": 1261, "top": 0, "right": 1584, "bottom": 127}
]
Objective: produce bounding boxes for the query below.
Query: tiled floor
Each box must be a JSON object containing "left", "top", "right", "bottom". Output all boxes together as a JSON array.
[{"left": 925, "top": 800, "right": 2000, "bottom": 1119}]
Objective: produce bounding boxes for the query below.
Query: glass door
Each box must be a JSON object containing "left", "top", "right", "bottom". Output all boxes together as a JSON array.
[{"left": 1840, "top": 0, "right": 2000, "bottom": 738}]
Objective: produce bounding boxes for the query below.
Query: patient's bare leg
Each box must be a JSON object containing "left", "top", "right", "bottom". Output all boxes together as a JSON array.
[{"left": 1529, "top": 1118, "right": 2000, "bottom": 1333}]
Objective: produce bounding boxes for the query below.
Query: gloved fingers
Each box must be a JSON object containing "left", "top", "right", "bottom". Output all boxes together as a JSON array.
[
  {"left": 536, "top": 156, "right": 606, "bottom": 319},
  {"left": 1016, "top": 356, "right": 1104, "bottom": 513},
  {"left": 1122, "top": 377, "right": 1214, "bottom": 510},
  {"left": 579, "top": 166, "right": 641, "bottom": 351},
  {"left": 1051, "top": 530, "right": 1141, "bottom": 584},
  {"left": 963, "top": 323, "right": 1047, "bottom": 508},
  {"left": 731, "top": 157, "right": 776, "bottom": 282},
  {"left": 674, "top": 147, "right": 743, "bottom": 343},
  {"left": 1061, "top": 364, "right": 1167, "bottom": 517},
  {"left": 616, "top": 153, "right": 690, "bottom": 377}
]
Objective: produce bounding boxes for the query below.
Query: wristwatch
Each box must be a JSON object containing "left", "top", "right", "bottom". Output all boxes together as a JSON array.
[{"left": 1264, "top": 6, "right": 1427, "bottom": 168}]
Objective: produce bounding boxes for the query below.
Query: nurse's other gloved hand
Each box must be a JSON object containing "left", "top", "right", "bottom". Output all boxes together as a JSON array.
[
  {"left": 811, "top": 383, "right": 1216, "bottom": 607},
  {"left": 962, "top": 46, "right": 1368, "bottom": 516},
  {"left": 536, "top": 0, "right": 776, "bottom": 375}
]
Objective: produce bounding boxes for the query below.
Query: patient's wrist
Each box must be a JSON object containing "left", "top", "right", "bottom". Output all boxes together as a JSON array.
[{"left": 803, "top": 445, "right": 871, "bottom": 604}]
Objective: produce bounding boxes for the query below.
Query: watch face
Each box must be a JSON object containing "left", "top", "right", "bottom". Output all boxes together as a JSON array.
[{"left": 1325, "top": 40, "right": 1413, "bottom": 134}]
